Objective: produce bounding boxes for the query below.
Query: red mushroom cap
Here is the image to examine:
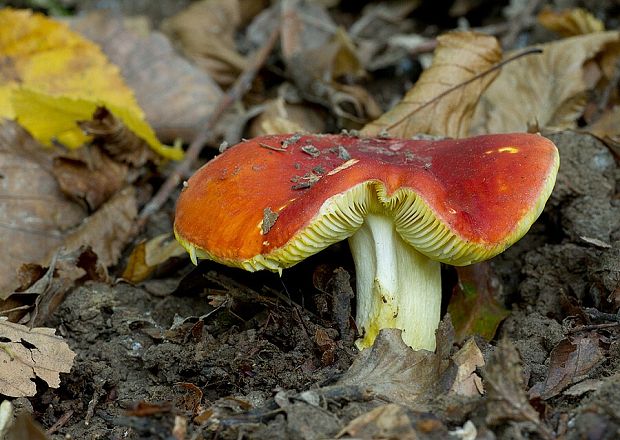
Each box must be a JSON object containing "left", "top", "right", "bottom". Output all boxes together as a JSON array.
[{"left": 174, "top": 133, "right": 559, "bottom": 270}]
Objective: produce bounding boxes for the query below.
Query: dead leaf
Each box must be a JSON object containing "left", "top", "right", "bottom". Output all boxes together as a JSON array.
[
  {"left": 248, "top": 97, "right": 326, "bottom": 137},
  {"left": 52, "top": 145, "right": 129, "bottom": 212},
  {"left": 529, "top": 334, "right": 605, "bottom": 400},
  {"left": 450, "top": 338, "right": 485, "bottom": 397},
  {"left": 0, "top": 317, "right": 76, "bottom": 397},
  {"left": 362, "top": 31, "right": 502, "bottom": 138},
  {"left": 58, "top": 186, "right": 137, "bottom": 268},
  {"left": 586, "top": 105, "right": 620, "bottom": 157},
  {"left": 70, "top": 12, "right": 223, "bottom": 144},
  {"left": 337, "top": 403, "right": 447, "bottom": 439},
  {"left": 472, "top": 31, "right": 620, "bottom": 134},
  {"left": 122, "top": 233, "right": 186, "bottom": 283},
  {"left": 161, "top": 0, "right": 247, "bottom": 86},
  {"left": 0, "top": 122, "right": 86, "bottom": 298},
  {"left": 483, "top": 339, "right": 544, "bottom": 430},
  {"left": 538, "top": 7, "right": 605, "bottom": 37},
  {"left": 448, "top": 264, "right": 510, "bottom": 343},
  {"left": 0, "top": 9, "right": 180, "bottom": 159},
  {"left": 4, "top": 410, "right": 48, "bottom": 440},
  {"left": 335, "top": 321, "right": 453, "bottom": 408}
]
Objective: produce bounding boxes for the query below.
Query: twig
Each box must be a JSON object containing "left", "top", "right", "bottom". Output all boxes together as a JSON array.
[
  {"left": 137, "top": 26, "right": 281, "bottom": 228},
  {"left": 46, "top": 410, "right": 74, "bottom": 435}
]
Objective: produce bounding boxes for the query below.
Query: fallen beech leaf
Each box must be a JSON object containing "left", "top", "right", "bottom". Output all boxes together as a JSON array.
[
  {"left": 472, "top": 31, "right": 620, "bottom": 134},
  {"left": 122, "top": 233, "right": 186, "bottom": 283},
  {"left": 450, "top": 338, "right": 485, "bottom": 397},
  {"left": 0, "top": 9, "right": 180, "bottom": 159},
  {"left": 0, "top": 122, "right": 86, "bottom": 298},
  {"left": 448, "top": 264, "right": 509, "bottom": 343},
  {"left": 70, "top": 12, "right": 222, "bottom": 144},
  {"left": 59, "top": 186, "right": 137, "bottom": 268},
  {"left": 249, "top": 97, "right": 326, "bottom": 137},
  {"left": 0, "top": 317, "right": 76, "bottom": 397},
  {"left": 483, "top": 340, "right": 543, "bottom": 429},
  {"left": 362, "top": 31, "right": 502, "bottom": 138},
  {"left": 538, "top": 7, "right": 605, "bottom": 37},
  {"left": 161, "top": 0, "right": 247, "bottom": 86},
  {"left": 335, "top": 321, "right": 453, "bottom": 407},
  {"left": 529, "top": 334, "right": 605, "bottom": 400},
  {"left": 52, "top": 145, "right": 129, "bottom": 211},
  {"left": 337, "top": 403, "right": 448, "bottom": 439}
]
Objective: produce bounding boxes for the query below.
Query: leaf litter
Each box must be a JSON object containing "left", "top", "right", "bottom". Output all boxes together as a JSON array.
[{"left": 0, "top": 1, "right": 620, "bottom": 439}]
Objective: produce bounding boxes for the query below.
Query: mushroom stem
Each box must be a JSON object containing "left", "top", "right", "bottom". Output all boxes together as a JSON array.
[{"left": 348, "top": 213, "right": 441, "bottom": 351}]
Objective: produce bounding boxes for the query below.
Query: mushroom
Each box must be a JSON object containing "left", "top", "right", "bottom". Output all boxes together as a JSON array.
[{"left": 174, "top": 133, "right": 559, "bottom": 350}]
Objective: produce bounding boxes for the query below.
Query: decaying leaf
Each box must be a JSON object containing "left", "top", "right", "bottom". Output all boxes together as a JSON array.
[
  {"left": 59, "top": 186, "right": 137, "bottom": 268},
  {"left": 122, "top": 233, "right": 186, "bottom": 283},
  {"left": 0, "top": 122, "right": 86, "bottom": 298},
  {"left": 161, "top": 0, "right": 247, "bottom": 86},
  {"left": 538, "top": 7, "right": 605, "bottom": 37},
  {"left": 337, "top": 403, "right": 448, "bottom": 439},
  {"left": 0, "top": 9, "right": 180, "bottom": 159},
  {"left": 70, "top": 11, "right": 223, "bottom": 144},
  {"left": 335, "top": 322, "right": 452, "bottom": 408},
  {"left": 483, "top": 339, "right": 543, "bottom": 428},
  {"left": 449, "top": 338, "right": 485, "bottom": 397},
  {"left": 448, "top": 264, "right": 510, "bottom": 343},
  {"left": 362, "top": 31, "right": 502, "bottom": 139},
  {"left": 472, "top": 31, "right": 620, "bottom": 134},
  {"left": 0, "top": 317, "right": 76, "bottom": 397},
  {"left": 586, "top": 105, "right": 620, "bottom": 156},
  {"left": 529, "top": 333, "right": 606, "bottom": 400},
  {"left": 52, "top": 145, "right": 129, "bottom": 211},
  {"left": 248, "top": 97, "right": 326, "bottom": 137}
]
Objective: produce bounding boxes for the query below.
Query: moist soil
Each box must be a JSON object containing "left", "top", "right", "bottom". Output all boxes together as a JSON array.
[{"left": 26, "top": 131, "right": 620, "bottom": 438}]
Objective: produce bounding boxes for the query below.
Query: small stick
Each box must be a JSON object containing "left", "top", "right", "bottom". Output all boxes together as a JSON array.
[
  {"left": 137, "top": 26, "right": 281, "bottom": 228},
  {"left": 46, "top": 410, "right": 74, "bottom": 435}
]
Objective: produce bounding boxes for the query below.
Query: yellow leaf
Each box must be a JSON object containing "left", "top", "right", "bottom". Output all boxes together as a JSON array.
[
  {"left": 362, "top": 31, "right": 501, "bottom": 139},
  {"left": 0, "top": 8, "right": 182, "bottom": 160}
]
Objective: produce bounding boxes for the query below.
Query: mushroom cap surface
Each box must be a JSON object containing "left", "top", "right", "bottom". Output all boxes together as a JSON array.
[{"left": 174, "top": 133, "right": 559, "bottom": 271}]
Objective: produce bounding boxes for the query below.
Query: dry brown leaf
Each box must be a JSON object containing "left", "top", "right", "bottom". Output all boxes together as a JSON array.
[
  {"left": 362, "top": 31, "right": 502, "bottom": 139},
  {"left": 529, "top": 334, "right": 605, "bottom": 400},
  {"left": 483, "top": 339, "right": 546, "bottom": 432},
  {"left": 538, "top": 7, "right": 605, "bottom": 37},
  {"left": 52, "top": 146, "right": 129, "bottom": 212},
  {"left": 335, "top": 321, "right": 453, "bottom": 408},
  {"left": 162, "top": 0, "right": 248, "bottom": 86},
  {"left": 249, "top": 97, "right": 326, "bottom": 137},
  {"left": 122, "top": 233, "right": 186, "bottom": 283},
  {"left": 59, "top": 186, "right": 137, "bottom": 268},
  {"left": 0, "top": 122, "right": 86, "bottom": 298},
  {"left": 586, "top": 105, "right": 620, "bottom": 156},
  {"left": 0, "top": 317, "right": 76, "bottom": 397},
  {"left": 472, "top": 31, "right": 620, "bottom": 134},
  {"left": 71, "top": 12, "right": 222, "bottom": 143},
  {"left": 450, "top": 338, "right": 485, "bottom": 397},
  {"left": 337, "top": 404, "right": 414, "bottom": 439}
]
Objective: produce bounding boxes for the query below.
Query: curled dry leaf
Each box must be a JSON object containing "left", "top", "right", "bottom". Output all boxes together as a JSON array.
[
  {"left": 362, "top": 31, "right": 502, "bottom": 139},
  {"left": 248, "top": 97, "right": 326, "bottom": 137},
  {"left": 59, "top": 186, "right": 138, "bottom": 268},
  {"left": 483, "top": 339, "right": 548, "bottom": 437},
  {"left": 0, "top": 122, "right": 86, "bottom": 298},
  {"left": 70, "top": 12, "right": 223, "bottom": 144},
  {"left": 335, "top": 321, "right": 453, "bottom": 408},
  {"left": 450, "top": 338, "right": 485, "bottom": 397},
  {"left": 122, "top": 232, "right": 186, "bottom": 284},
  {"left": 161, "top": 0, "right": 247, "bottom": 86},
  {"left": 472, "top": 31, "right": 620, "bottom": 134},
  {"left": 538, "top": 7, "right": 605, "bottom": 37},
  {"left": 0, "top": 317, "right": 76, "bottom": 397},
  {"left": 529, "top": 333, "right": 606, "bottom": 400}
]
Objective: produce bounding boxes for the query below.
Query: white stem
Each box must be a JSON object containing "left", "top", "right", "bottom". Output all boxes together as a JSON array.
[{"left": 348, "top": 213, "right": 441, "bottom": 351}]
